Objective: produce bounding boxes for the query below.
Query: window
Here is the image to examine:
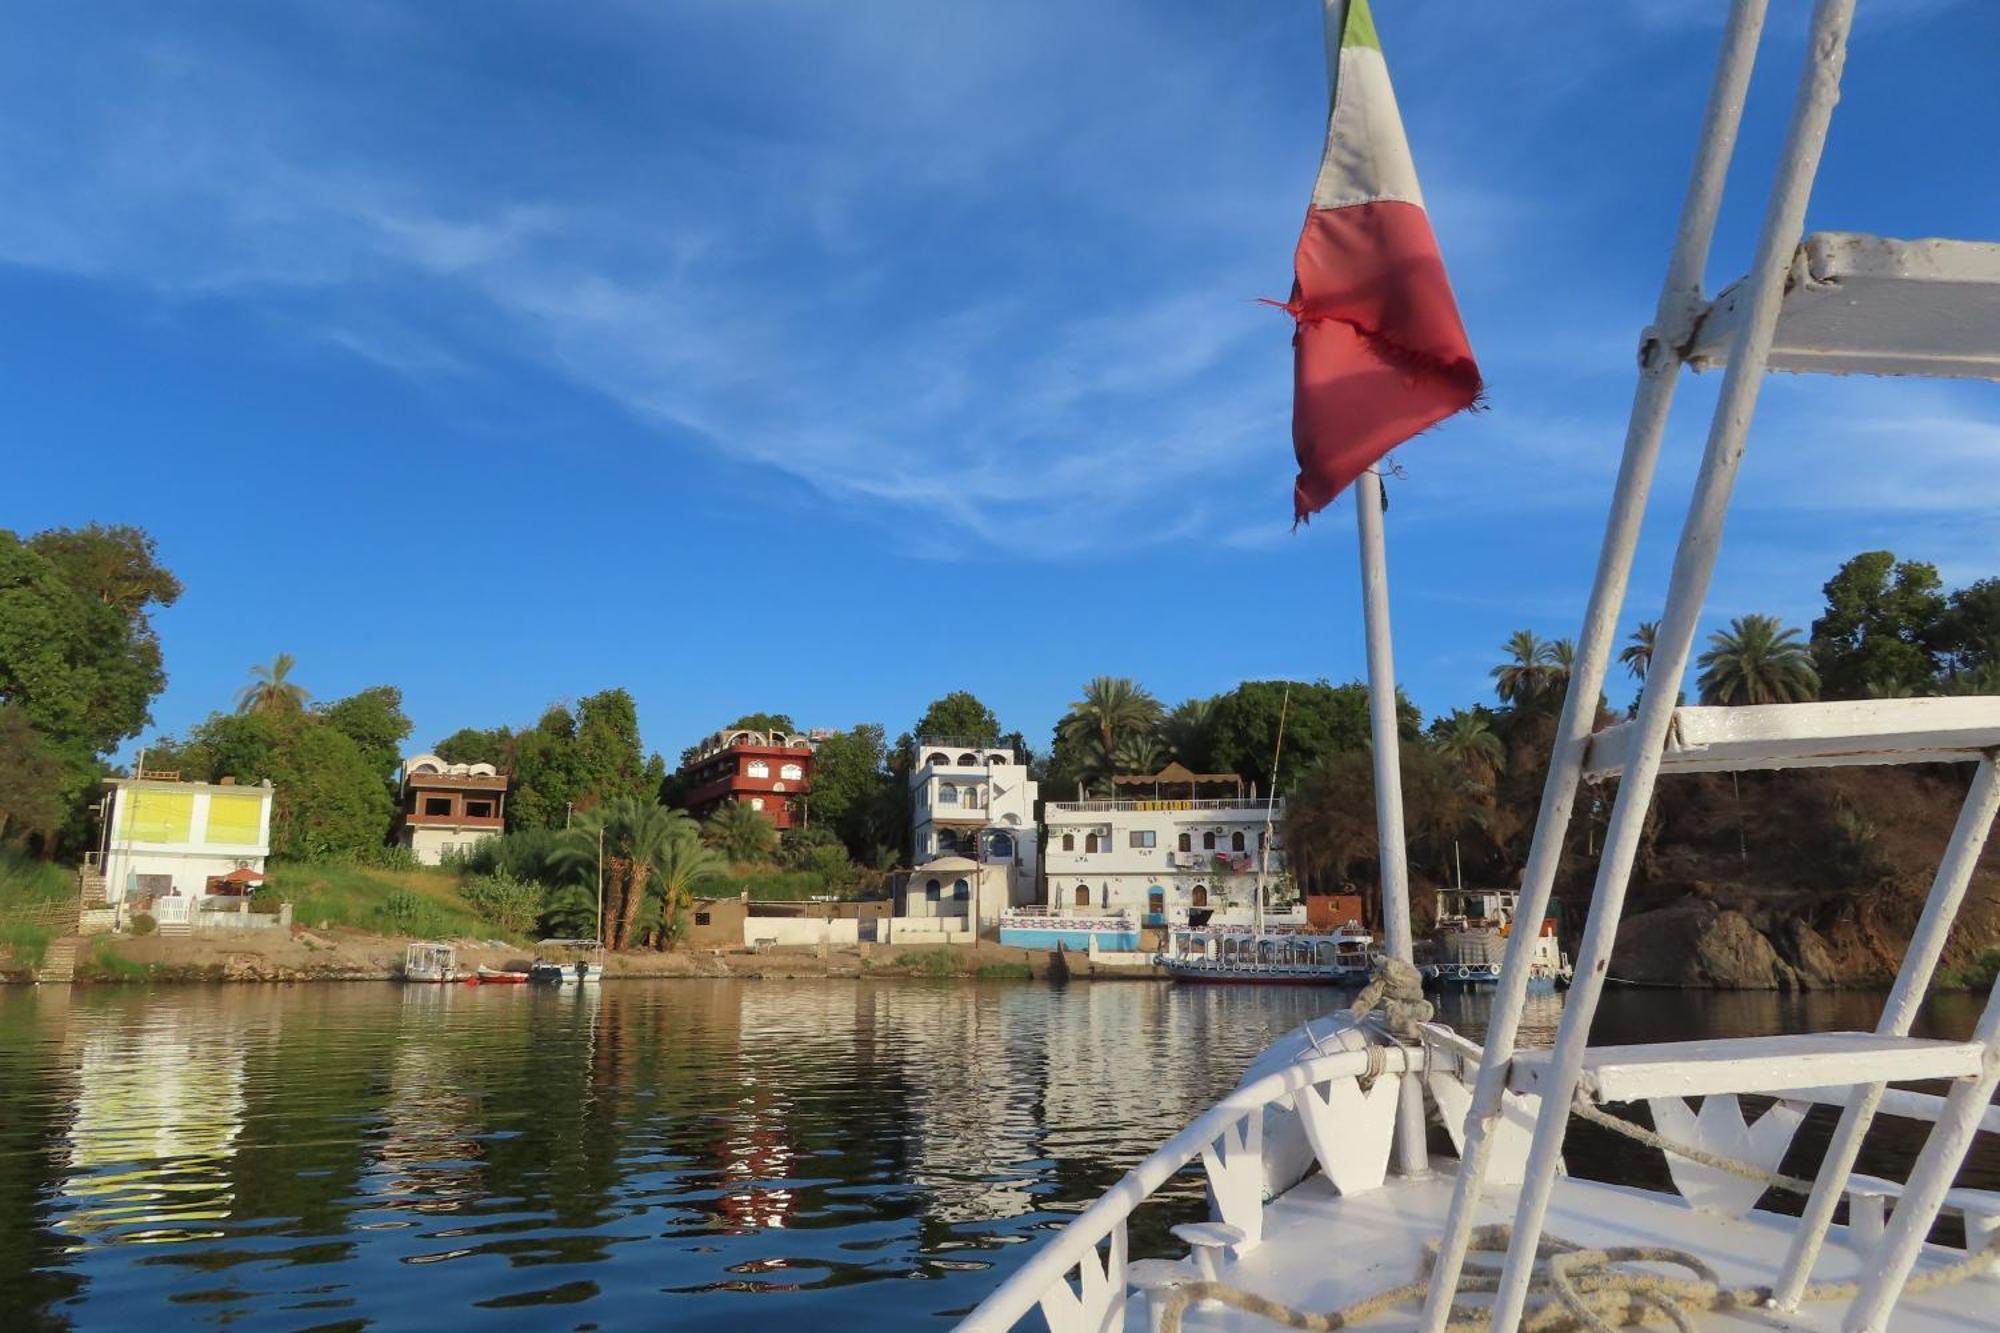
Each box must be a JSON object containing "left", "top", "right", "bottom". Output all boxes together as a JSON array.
[
  {"left": 1084, "top": 833, "right": 1100, "bottom": 853},
  {"left": 747, "top": 760, "right": 771, "bottom": 778},
  {"left": 695, "top": 911, "right": 712, "bottom": 926},
  {"left": 987, "top": 831, "right": 1014, "bottom": 860},
  {"left": 953, "top": 878, "right": 970, "bottom": 900},
  {"left": 1203, "top": 832, "right": 1216, "bottom": 851},
  {"left": 1074, "top": 884, "right": 1091, "bottom": 907},
  {"left": 1129, "top": 830, "right": 1156, "bottom": 849},
  {"left": 963, "top": 787, "right": 982, "bottom": 809},
  {"left": 1178, "top": 832, "right": 1191, "bottom": 853},
  {"left": 424, "top": 797, "right": 451, "bottom": 816},
  {"left": 957, "top": 753, "right": 977, "bottom": 766},
  {"left": 926, "top": 878, "right": 942, "bottom": 902},
  {"left": 939, "top": 784, "right": 959, "bottom": 805},
  {"left": 1062, "top": 833, "right": 1075, "bottom": 852},
  {"left": 1192, "top": 886, "right": 1209, "bottom": 907},
  {"left": 927, "top": 752, "right": 949, "bottom": 766},
  {"left": 1232, "top": 831, "right": 1246, "bottom": 852},
  {"left": 467, "top": 800, "right": 493, "bottom": 818},
  {"left": 750, "top": 797, "right": 765, "bottom": 811},
  {"left": 780, "top": 763, "right": 804, "bottom": 781}
]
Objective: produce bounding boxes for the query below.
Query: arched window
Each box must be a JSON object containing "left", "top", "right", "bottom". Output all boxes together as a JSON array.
[
  {"left": 927, "top": 752, "right": 949, "bottom": 766},
  {"left": 1062, "top": 833, "right": 1075, "bottom": 852},
  {"left": 925, "top": 878, "right": 941, "bottom": 902},
  {"left": 1074, "top": 884, "right": 1091, "bottom": 907},
  {"left": 964, "top": 786, "right": 983, "bottom": 809},
  {"left": 1146, "top": 888, "right": 1165, "bottom": 922},
  {"left": 938, "top": 784, "right": 959, "bottom": 805},
  {"left": 987, "top": 831, "right": 1014, "bottom": 860},
  {"left": 780, "top": 763, "right": 803, "bottom": 781},
  {"left": 953, "top": 878, "right": 970, "bottom": 900},
  {"left": 749, "top": 797, "right": 765, "bottom": 811},
  {"left": 957, "top": 753, "right": 978, "bottom": 766},
  {"left": 938, "top": 828, "right": 961, "bottom": 853},
  {"left": 1192, "top": 885, "right": 1209, "bottom": 907},
  {"left": 1086, "top": 832, "right": 1101, "bottom": 853},
  {"left": 746, "top": 759, "right": 770, "bottom": 778},
  {"left": 1232, "top": 831, "right": 1246, "bottom": 853},
  {"left": 1177, "top": 832, "right": 1191, "bottom": 853},
  {"left": 1203, "top": 832, "right": 1216, "bottom": 851}
]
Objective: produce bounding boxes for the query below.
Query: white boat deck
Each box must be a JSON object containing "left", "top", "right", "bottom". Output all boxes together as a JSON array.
[{"left": 1159, "top": 1168, "right": 1991, "bottom": 1331}]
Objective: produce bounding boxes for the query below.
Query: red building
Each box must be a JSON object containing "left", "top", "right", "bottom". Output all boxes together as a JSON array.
[{"left": 677, "top": 727, "right": 816, "bottom": 829}]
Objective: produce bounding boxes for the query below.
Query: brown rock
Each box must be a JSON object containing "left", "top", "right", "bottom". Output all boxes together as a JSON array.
[{"left": 1613, "top": 899, "right": 1788, "bottom": 989}]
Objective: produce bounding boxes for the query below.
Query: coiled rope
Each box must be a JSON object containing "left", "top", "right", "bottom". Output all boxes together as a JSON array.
[{"left": 1154, "top": 1221, "right": 2000, "bottom": 1332}]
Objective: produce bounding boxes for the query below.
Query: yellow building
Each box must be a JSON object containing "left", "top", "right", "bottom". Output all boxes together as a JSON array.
[{"left": 96, "top": 775, "right": 274, "bottom": 908}]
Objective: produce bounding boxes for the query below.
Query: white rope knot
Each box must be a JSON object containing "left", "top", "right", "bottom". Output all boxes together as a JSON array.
[{"left": 1347, "top": 955, "right": 1433, "bottom": 1040}]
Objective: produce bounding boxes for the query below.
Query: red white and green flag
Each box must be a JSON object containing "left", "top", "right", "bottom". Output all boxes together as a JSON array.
[{"left": 1285, "top": 0, "right": 1481, "bottom": 522}]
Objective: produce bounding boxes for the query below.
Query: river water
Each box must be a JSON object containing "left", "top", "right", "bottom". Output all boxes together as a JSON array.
[{"left": 0, "top": 980, "right": 1991, "bottom": 1330}]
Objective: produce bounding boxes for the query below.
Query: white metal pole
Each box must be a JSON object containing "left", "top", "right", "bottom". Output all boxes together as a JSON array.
[
  {"left": 1846, "top": 968, "right": 2000, "bottom": 1332},
  {"left": 596, "top": 825, "right": 605, "bottom": 948},
  {"left": 1486, "top": 4, "right": 1857, "bottom": 1325},
  {"left": 1354, "top": 467, "right": 1427, "bottom": 1176},
  {"left": 1771, "top": 754, "right": 2000, "bottom": 1308},
  {"left": 1415, "top": 4, "right": 1772, "bottom": 1323}
]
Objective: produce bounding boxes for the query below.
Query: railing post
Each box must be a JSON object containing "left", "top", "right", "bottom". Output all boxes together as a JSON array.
[
  {"left": 1485, "top": 2, "right": 1857, "bottom": 1326},
  {"left": 1770, "top": 755, "right": 2000, "bottom": 1308},
  {"left": 1414, "top": 0, "right": 1772, "bottom": 1323}
]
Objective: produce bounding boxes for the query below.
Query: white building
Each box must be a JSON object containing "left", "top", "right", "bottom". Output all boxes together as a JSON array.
[
  {"left": 397, "top": 753, "right": 508, "bottom": 865},
  {"left": 96, "top": 775, "right": 273, "bottom": 904},
  {"left": 909, "top": 739, "right": 1040, "bottom": 909},
  {"left": 1042, "top": 764, "right": 1288, "bottom": 930}
]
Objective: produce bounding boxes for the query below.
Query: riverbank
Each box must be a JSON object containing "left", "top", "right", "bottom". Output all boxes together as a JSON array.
[{"left": 0, "top": 927, "right": 1168, "bottom": 985}]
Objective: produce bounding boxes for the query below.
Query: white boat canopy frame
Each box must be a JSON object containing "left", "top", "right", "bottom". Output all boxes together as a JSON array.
[{"left": 1417, "top": 2, "right": 2000, "bottom": 1331}]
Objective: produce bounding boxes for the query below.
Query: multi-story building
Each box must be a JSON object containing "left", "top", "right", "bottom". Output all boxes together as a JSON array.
[
  {"left": 909, "top": 738, "right": 1040, "bottom": 908},
  {"left": 678, "top": 727, "right": 816, "bottom": 829},
  {"left": 1041, "top": 763, "right": 1286, "bottom": 929},
  {"left": 95, "top": 773, "right": 273, "bottom": 904},
  {"left": 397, "top": 753, "right": 507, "bottom": 865}
]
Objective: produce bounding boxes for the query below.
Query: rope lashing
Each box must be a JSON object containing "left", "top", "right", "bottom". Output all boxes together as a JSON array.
[
  {"left": 1570, "top": 1099, "right": 1820, "bottom": 1196},
  {"left": 1347, "top": 955, "right": 1433, "bottom": 1039},
  {"left": 1152, "top": 1222, "right": 2000, "bottom": 1332}
]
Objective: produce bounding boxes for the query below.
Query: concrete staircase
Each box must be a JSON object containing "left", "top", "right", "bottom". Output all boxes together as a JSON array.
[{"left": 37, "top": 937, "right": 80, "bottom": 984}]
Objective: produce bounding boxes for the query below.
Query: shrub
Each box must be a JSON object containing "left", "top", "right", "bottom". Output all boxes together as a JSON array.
[
  {"left": 129, "top": 912, "right": 157, "bottom": 937},
  {"left": 975, "top": 962, "right": 1033, "bottom": 980},
  {"left": 249, "top": 884, "right": 283, "bottom": 914},
  {"left": 904, "top": 947, "right": 965, "bottom": 977},
  {"left": 363, "top": 844, "right": 422, "bottom": 872},
  {"left": 381, "top": 889, "right": 445, "bottom": 938},
  {"left": 461, "top": 872, "right": 545, "bottom": 937},
  {"left": 86, "top": 937, "right": 152, "bottom": 982},
  {"left": 1, "top": 922, "right": 52, "bottom": 968}
]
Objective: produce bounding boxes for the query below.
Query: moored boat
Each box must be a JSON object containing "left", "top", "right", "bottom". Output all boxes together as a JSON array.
[
  {"left": 400, "top": 941, "right": 459, "bottom": 983},
  {"left": 1426, "top": 887, "right": 1571, "bottom": 992},
  {"left": 469, "top": 965, "right": 530, "bottom": 985},
  {"left": 1159, "top": 925, "right": 1362, "bottom": 986}
]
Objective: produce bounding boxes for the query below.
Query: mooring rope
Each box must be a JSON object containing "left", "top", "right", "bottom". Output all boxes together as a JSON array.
[{"left": 1347, "top": 955, "right": 1433, "bottom": 1040}]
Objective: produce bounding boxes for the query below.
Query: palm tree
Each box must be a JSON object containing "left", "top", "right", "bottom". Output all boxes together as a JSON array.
[
  {"left": 1491, "top": 630, "right": 1557, "bottom": 706},
  {"left": 646, "top": 817, "right": 726, "bottom": 948},
  {"left": 1060, "top": 677, "right": 1162, "bottom": 768},
  {"left": 702, "top": 800, "right": 779, "bottom": 865},
  {"left": 236, "top": 652, "right": 308, "bottom": 715},
  {"left": 1619, "top": 621, "right": 1658, "bottom": 681},
  {"left": 1548, "top": 639, "right": 1577, "bottom": 699},
  {"left": 1429, "top": 710, "right": 1504, "bottom": 780},
  {"left": 1160, "top": 696, "right": 1219, "bottom": 771},
  {"left": 1696, "top": 614, "right": 1820, "bottom": 705},
  {"left": 1112, "top": 731, "right": 1166, "bottom": 776},
  {"left": 560, "top": 799, "right": 718, "bottom": 951}
]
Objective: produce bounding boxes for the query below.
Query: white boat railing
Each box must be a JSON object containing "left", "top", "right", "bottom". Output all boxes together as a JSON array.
[{"left": 958, "top": 1043, "right": 1426, "bottom": 1333}]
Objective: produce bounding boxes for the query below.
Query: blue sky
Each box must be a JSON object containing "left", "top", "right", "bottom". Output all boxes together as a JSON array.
[{"left": 4, "top": 0, "right": 1997, "bottom": 765}]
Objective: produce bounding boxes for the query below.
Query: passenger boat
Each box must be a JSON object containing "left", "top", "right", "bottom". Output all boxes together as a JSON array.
[
  {"left": 400, "top": 941, "right": 459, "bottom": 983},
  {"left": 1425, "top": 887, "right": 1571, "bottom": 992},
  {"left": 958, "top": 3, "right": 2000, "bottom": 1329},
  {"left": 1159, "top": 923, "right": 1366, "bottom": 986},
  {"left": 529, "top": 939, "right": 606, "bottom": 986}
]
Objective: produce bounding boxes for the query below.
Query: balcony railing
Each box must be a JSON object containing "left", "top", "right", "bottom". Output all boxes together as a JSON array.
[{"left": 1047, "top": 797, "right": 1284, "bottom": 814}]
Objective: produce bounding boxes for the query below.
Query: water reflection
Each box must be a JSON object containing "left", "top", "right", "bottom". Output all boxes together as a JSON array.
[{"left": 0, "top": 979, "right": 1990, "bottom": 1330}]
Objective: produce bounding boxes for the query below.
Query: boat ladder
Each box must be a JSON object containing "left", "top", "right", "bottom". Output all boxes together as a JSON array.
[{"left": 1416, "top": 3, "right": 2000, "bottom": 1331}]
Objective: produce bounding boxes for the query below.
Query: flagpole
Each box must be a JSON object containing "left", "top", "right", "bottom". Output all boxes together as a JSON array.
[{"left": 1353, "top": 465, "right": 1428, "bottom": 1176}]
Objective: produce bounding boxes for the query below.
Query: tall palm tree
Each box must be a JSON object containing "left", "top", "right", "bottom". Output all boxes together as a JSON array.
[
  {"left": 1491, "top": 630, "right": 1557, "bottom": 706},
  {"left": 560, "top": 799, "right": 717, "bottom": 951},
  {"left": 1548, "top": 639, "right": 1577, "bottom": 699},
  {"left": 1429, "top": 710, "right": 1505, "bottom": 780},
  {"left": 1060, "top": 677, "right": 1163, "bottom": 768},
  {"left": 1112, "top": 731, "right": 1166, "bottom": 777},
  {"left": 646, "top": 817, "right": 726, "bottom": 948},
  {"left": 1619, "top": 621, "right": 1658, "bottom": 681},
  {"left": 1696, "top": 614, "right": 1820, "bottom": 705},
  {"left": 702, "top": 800, "right": 779, "bottom": 865},
  {"left": 236, "top": 652, "right": 309, "bottom": 715}
]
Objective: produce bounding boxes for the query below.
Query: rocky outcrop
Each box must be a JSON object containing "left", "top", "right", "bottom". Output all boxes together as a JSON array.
[
  {"left": 1771, "top": 917, "right": 1843, "bottom": 990},
  {"left": 1613, "top": 899, "right": 1794, "bottom": 990}
]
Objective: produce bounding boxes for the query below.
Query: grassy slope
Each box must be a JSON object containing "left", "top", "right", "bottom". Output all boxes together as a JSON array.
[
  {"left": 0, "top": 849, "right": 72, "bottom": 967},
  {"left": 270, "top": 862, "right": 501, "bottom": 939}
]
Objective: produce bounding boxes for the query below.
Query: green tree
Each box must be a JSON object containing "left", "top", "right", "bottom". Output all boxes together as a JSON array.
[
  {"left": 703, "top": 801, "right": 779, "bottom": 865},
  {"left": 509, "top": 705, "right": 587, "bottom": 830},
  {"left": 152, "top": 710, "right": 392, "bottom": 859},
  {"left": 1205, "top": 679, "right": 1411, "bottom": 795},
  {"left": 1619, "top": 621, "right": 1658, "bottom": 681},
  {"left": 0, "top": 526, "right": 179, "bottom": 758},
  {"left": 1492, "top": 630, "right": 1559, "bottom": 707},
  {"left": 1160, "top": 696, "right": 1220, "bottom": 771},
  {"left": 1111, "top": 730, "right": 1166, "bottom": 776},
  {"left": 726, "top": 712, "right": 796, "bottom": 734},
  {"left": 1939, "top": 578, "right": 2000, "bottom": 679},
  {"left": 573, "top": 688, "right": 653, "bottom": 806},
  {"left": 237, "top": 653, "right": 310, "bottom": 716},
  {"left": 1429, "top": 708, "right": 1504, "bottom": 780},
  {"left": 0, "top": 705, "right": 66, "bottom": 848},
  {"left": 316, "top": 686, "right": 412, "bottom": 785},
  {"left": 558, "top": 798, "right": 716, "bottom": 950},
  {"left": 911, "top": 691, "right": 1001, "bottom": 744},
  {"left": 433, "top": 725, "right": 515, "bottom": 768},
  {"left": 1059, "top": 676, "right": 1162, "bottom": 768},
  {"left": 805, "top": 723, "right": 892, "bottom": 860},
  {"left": 1697, "top": 614, "right": 1820, "bottom": 705},
  {"left": 1810, "top": 551, "right": 1946, "bottom": 699}
]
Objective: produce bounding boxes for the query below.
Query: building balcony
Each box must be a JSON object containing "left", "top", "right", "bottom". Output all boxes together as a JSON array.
[
  {"left": 1046, "top": 797, "right": 1284, "bottom": 816},
  {"left": 402, "top": 812, "right": 504, "bottom": 829}
]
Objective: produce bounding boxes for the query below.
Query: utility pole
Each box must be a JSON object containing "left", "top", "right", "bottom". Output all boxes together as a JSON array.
[{"left": 595, "top": 825, "right": 605, "bottom": 949}]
